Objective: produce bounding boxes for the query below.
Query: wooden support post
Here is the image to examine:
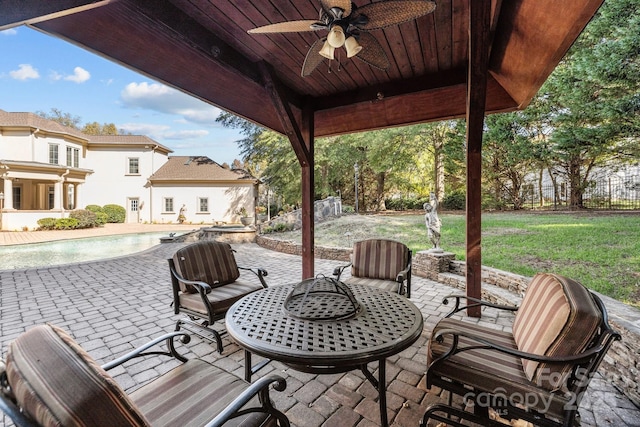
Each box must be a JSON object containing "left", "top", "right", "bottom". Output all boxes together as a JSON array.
[
  {"left": 260, "top": 62, "right": 315, "bottom": 278},
  {"left": 465, "top": 0, "right": 491, "bottom": 317},
  {"left": 300, "top": 104, "right": 315, "bottom": 278}
]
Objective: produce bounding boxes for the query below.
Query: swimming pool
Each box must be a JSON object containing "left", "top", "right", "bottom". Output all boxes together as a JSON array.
[{"left": 0, "top": 232, "right": 170, "bottom": 270}]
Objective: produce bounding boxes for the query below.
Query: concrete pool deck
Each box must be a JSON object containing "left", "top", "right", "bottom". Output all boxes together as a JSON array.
[
  {"left": 0, "top": 223, "right": 199, "bottom": 246},
  {"left": 0, "top": 228, "right": 638, "bottom": 426}
]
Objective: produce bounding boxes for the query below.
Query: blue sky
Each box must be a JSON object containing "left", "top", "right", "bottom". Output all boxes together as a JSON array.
[{"left": 0, "top": 26, "right": 245, "bottom": 165}]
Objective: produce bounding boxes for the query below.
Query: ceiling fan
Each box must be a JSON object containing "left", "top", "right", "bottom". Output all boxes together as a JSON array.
[{"left": 247, "top": 0, "right": 436, "bottom": 77}]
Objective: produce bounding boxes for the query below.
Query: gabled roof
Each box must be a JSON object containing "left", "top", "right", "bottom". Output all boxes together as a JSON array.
[
  {"left": 88, "top": 135, "right": 172, "bottom": 154},
  {"left": 149, "top": 156, "right": 257, "bottom": 183},
  {"left": 0, "top": 109, "right": 171, "bottom": 153},
  {"left": 0, "top": 0, "right": 604, "bottom": 137},
  {"left": 0, "top": 109, "right": 87, "bottom": 141}
]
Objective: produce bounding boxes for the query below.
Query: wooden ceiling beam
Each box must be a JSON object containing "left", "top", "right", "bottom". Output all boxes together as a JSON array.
[
  {"left": 312, "top": 69, "right": 467, "bottom": 112},
  {"left": 120, "top": 0, "right": 261, "bottom": 86},
  {"left": 0, "top": 0, "right": 115, "bottom": 31},
  {"left": 260, "top": 63, "right": 311, "bottom": 167}
]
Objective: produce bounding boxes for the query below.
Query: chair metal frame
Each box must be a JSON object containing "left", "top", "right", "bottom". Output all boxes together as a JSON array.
[
  {"left": 0, "top": 330, "right": 289, "bottom": 427},
  {"left": 421, "top": 292, "right": 621, "bottom": 427},
  {"left": 168, "top": 244, "right": 268, "bottom": 353},
  {"left": 333, "top": 238, "right": 412, "bottom": 297}
]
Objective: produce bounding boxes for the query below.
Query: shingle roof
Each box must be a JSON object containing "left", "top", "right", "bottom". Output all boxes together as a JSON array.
[
  {"left": 0, "top": 109, "right": 87, "bottom": 139},
  {"left": 0, "top": 109, "right": 171, "bottom": 152},
  {"left": 149, "top": 156, "right": 257, "bottom": 182}
]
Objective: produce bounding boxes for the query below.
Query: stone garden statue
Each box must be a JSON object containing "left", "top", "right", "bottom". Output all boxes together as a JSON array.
[{"left": 424, "top": 192, "right": 442, "bottom": 250}]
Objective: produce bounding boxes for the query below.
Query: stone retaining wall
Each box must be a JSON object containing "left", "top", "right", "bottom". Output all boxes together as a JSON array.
[
  {"left": 263, "top": 197, "right": 342, "bottom": 230},
  {"left": 256, "top": 235, "right": 640, "bottom": 409}
]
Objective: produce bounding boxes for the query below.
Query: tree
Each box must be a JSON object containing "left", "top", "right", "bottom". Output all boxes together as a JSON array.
[
  {"left": 82, "top": 122, "right": 119, "bottom": 135},
  {"left": 536, "top": 0, "right": 640, "bottom": 208},
  {"left": 36, "top": 108, "right": 81, "bottom": 129},
  {"left": 483, "top": 112, "right": 538, "bottom": 209}
]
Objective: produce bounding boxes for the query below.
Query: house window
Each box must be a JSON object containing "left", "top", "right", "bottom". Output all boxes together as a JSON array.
[
  {"left": 130, "top": 199, "right": 139, "bottom": 212},
  {"left": 66, "top": 147, "right": 73, "bottom": 166},
  {"left": 49, "top": 144, "right": 59, "bottom": 164},
  {"left": 198, "top": 197, "right": 209, "bottom": 213},
  {"left": 48, "top": 186, "right": 55, "bottom": 209},
  {"left": 73, "top": 148, "right": 80, "bottom": 168},
  {"left": 164, "top": 197, "right": 174, "bottom": 212},
  {"left": 67, "top": 184, "right": 75, "bottom": 210},
  {"left": 128, "top": 158, "right": 140, "bottom": 174},
  {"left": 12, "top": 187, "right": 21, "bottom": 209}
]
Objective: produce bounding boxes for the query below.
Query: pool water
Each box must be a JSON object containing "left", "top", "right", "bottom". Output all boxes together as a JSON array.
[{"left": 0, "top": 232, "right": 170, "bottom": 270}]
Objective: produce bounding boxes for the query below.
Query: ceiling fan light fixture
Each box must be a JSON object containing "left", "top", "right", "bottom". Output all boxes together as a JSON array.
[
  {"left": 327, "top": 25, "right": 346, "bottom": 48},
  {"left": 319, "top": 40, "right": 335, "bottom": 60},
  {"left": 344, "top": 36, "right": 362, "bottom": 58}
]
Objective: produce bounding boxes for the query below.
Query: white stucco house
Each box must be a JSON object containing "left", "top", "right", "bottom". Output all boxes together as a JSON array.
[{"left": 0, "top": 109, "right": 258, "bottom": 230}]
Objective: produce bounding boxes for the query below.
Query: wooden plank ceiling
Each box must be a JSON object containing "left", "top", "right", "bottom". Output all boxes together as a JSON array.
[{"left": 1, "top": 0, "right": 604, "bottom": 139}]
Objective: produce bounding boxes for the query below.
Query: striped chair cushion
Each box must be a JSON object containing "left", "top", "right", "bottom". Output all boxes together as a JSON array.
[
  {"left": 512, "top": 273, "right": 602, "bottom": 390},
  {"left": 131, "top": 359, "right": 272, "bottom": 427},
  {"left": 428, "top": 318, "right": 573, "bottom": 419},
  {"left": 6, "top": 324, "right": 149, "bottom": 427},
  {"left": 173, "top": 241, "right": 240, "bottom": 293},
  {"left": 179, "top": 279, "right": 266, "bottom": 316},
  {"left": 344, "top": 276, "right": 400, "bottom": 293},
  {"left": 351, "top": 239, "right": 409, "bottom": 281}
]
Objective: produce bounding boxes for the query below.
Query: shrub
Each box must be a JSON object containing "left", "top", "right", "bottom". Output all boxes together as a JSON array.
[
  {"left": 261, "top": 226, "right": 274, "bottom": 234},
  {"left": 37, "top": 218, "right": 57, "bottom": 230},
  {"left": 342, "top": 205, "right": 355, "bottom": 213},
  {"left": 69, "top": 209, "right": 98, "bottom": 228},
  {"left": 103, "top": 204, "right": 126, "bottom": 223},
  {"left": 85, "top": 204, "right": 103, "bottom": 213},
  {"left": 95, "top": 211, "right": 108, "bottom": 225},
  {"left": 273, "top": 222, "right": 294, "bottom": 232},
  {"left": 55, "top": 218, "right": 79, "bottom": 229},
  {"left": 442, "top": 190, "right": 466, "bottom": 210}
]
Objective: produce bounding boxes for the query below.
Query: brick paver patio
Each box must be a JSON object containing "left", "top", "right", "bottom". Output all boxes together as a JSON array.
[{"left": 1, "top": 241, "right": 638, "bottom": 426}]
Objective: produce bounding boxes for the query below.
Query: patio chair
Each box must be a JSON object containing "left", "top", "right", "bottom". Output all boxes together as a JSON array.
[
  {"left": 333, "top": 238, "right": 412, "bottom": 297},
  {"left": 0, "top": 324, "right": 289, "bottom": 427},
  {"left": 422, "top": 273, "right": 621, "bottom": 427},
  {"left": 168, "top": 240, "right": 268, "bottom": 353}
]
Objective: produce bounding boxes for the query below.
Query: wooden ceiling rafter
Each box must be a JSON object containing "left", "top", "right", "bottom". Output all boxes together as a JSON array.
[{"left": 0, "top": 0, "right": 114, "bottom": 31}]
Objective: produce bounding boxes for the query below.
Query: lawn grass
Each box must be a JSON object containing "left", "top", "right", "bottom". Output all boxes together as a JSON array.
[
  {"left": 272, "top": 211, "right": 640, "bottom": 306},
  {"left": 439, "top": 212, "right": 640, "bottom": 305}
]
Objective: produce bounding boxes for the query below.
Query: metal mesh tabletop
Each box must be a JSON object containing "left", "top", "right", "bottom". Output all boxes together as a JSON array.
[{"left": 226, "top": 282, "right": 423, "bottom": 365}]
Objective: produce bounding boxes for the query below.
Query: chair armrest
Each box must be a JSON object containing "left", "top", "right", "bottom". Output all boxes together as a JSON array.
[
  {"left": 333, "top": 262, "right": 352, "bottom": 281},
  {"left": 396, "top": 262, "right": 411, "bottom": 283},
  {"left": 441, "top": 294, "right": 518, "bottom": 318},
  {"left": 238, "top": 266, "right": 269, "bottom": 288},
  {"left": 432, "top": 328, "right": 607, "bottom": 365},
  {"left": 0, "top": 392, "right": 39, "bottom": 427},
  {"left": 169, "top": 263, "right": 213, "bottom": 294},
  {"left": 101, "top": 331, "right": 191, "bottom": 370},
  {"left": 204, "top": 375, "right": 288, "bottom": 427}
]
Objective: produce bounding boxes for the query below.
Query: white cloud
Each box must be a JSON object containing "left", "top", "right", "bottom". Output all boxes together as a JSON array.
[
  {"left": 163, "top": 130, "right": 209, "bottom": 140},
  {"left": 64, "top": 66, "right": 90, "bottom": 83},
  {"left": 120, "top": 82, "right": 221, "bottom": 126},
  {"left": 1, "top": 29, "right": 17, "bottom": 36},
  {"left": 9, "top": 64, "right": 39, "bottom": 80},
  {"left": 119, "top": 123, "right": 171, "bottom": 139}
]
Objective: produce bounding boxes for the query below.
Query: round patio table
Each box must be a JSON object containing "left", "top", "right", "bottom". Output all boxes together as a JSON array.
[{"left": 226, "top": 280, "right": 424, "bottom": 427}]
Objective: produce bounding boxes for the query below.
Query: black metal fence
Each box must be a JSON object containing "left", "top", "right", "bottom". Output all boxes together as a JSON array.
[{"left": 521, "top": 175, "right": 640, "bottom": 210}]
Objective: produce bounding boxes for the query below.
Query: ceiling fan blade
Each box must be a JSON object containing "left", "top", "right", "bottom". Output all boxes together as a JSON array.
[
  {"left": 248, "top": 20, "right": 323, "bottom": 34},
  {"left": 321, "top": 0, "right": 352, "bottom": 18},
  {"left": 354, "top": 32, "right": 389, "bottom": 70},
  {"left": 302, "top": 38, "right": 327, "bottom": 77},
  {"left": 356, "top": 0, "right": 436, "bottom": 30}
]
